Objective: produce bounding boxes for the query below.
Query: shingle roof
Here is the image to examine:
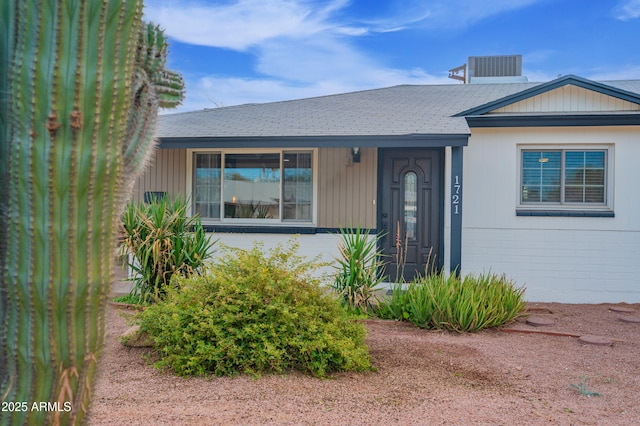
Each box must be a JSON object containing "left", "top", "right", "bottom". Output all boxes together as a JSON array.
[{"left": 156, "top": 78, "right": 640, "bottom": 139}]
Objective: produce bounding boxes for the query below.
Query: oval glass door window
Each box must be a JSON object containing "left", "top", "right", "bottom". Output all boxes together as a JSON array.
[{"left": 404, "top": 172, "right": 417, "bottom": 240}]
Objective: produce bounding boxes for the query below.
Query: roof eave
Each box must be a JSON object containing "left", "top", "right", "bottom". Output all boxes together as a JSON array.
[
  {"left": 157, "top": 133, "right": 470, "bottom": 149},
  {"left": 465, "top": 113, "right": 640, "bottom": 128}
]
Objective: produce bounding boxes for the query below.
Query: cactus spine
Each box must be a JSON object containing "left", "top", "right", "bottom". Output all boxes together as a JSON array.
[{"left": 0, "top": 2, "right": 183, "bottom": 424}]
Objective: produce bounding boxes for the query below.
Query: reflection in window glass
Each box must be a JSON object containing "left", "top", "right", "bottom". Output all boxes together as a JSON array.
[
  {"left": 224, "top": 154, "right": 280, "bottom": 219},
  {"left": 404, "top": 172, "right": 417, "bottom": 239},
  {"left": 283, "top": 152, "right": 312, "bottom": 221},
  {"left": 521, "top": 151, "right": 561, "bottom": 203},
  {"left": 192, "top": 151, "right": 315, "bottom": 222},
  {"left": 565, "top": 151, "right": 605, "bottom": 203},
  {"left": 193, "top": 153, "right": 221, "bottom": 219},
  {"left": 521, "top": 149, "right": 606, "bottom": 205}
]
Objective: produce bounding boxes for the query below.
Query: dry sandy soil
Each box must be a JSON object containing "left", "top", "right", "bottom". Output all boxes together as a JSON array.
[{"left": 87, "top": 299, "right": 640, "bottom": 425}]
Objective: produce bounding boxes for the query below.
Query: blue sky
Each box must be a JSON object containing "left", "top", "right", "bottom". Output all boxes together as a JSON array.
[{"left": 143, "top": 0, "right": 640, "bottom": 113}]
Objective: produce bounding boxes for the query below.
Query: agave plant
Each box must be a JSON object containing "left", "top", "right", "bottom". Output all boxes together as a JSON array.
[{"left": 0, "top": 2, "right": 183, "bottom": 424}]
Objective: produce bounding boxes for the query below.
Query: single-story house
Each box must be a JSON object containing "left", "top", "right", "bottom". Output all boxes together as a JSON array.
[{"left": 132, "top": 74, "right": 640, "bottom": 303}]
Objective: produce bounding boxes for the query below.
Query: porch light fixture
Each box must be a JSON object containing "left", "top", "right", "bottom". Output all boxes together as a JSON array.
[{"left": 351, "top": 147, "right": 361, "bottom": 163}]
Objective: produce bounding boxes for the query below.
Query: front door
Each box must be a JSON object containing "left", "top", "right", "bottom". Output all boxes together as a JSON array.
[{"left": 379, "top": 148, "right": 443, "bottom": 282}]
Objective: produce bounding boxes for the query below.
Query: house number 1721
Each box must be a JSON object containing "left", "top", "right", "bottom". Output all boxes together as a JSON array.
[{"left": 452, "top": 175, "right": 461, "bottom": 215}]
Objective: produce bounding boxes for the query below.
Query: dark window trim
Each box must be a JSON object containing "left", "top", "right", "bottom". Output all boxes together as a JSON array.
[
  {"left": 192, "top": 149, "right": 314, "bottom": 223},
  {"left": 516, "top": 209, "right": 614, "bottom": 217},
  {"left": 518, "top": 147, "right": 611, "bottom": 213},
  {"left": 465, "top": 114, "right": 640, "bottom": 128},
  {"left": 201, "top": 225, "right": 378, "bottom": 234}
]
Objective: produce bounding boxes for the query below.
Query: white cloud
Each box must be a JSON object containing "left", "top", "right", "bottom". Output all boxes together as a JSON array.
[
  {"left": 613, "top": 0, "right": 640, "bottom": 20},
  {"left": 144, "top": 0, "right": 360, "bottom": 50},
  {"left": 146, "top": 0, "right": 548, "bottom": 111},
  {"left": 385, "top": 0, "right": 542, "bottom": 30},
  {"left": 144, "top": 0, "right": 544, "bottom": 51},
  {"left": 255, "top": 37, "right": 372, "bottom": 84}
]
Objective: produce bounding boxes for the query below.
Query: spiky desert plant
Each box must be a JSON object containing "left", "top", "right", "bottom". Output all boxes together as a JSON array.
[
  {"left": 332, "top": 227, "right": 385, "bottom": 314},
  {"left": 0, "top": 2, "right": 184, "bottom": 425},
  {"left": 121, "top": 196, "right": 216, "bottom": 304}
]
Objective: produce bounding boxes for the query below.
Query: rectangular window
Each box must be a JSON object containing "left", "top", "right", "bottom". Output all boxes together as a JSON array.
[
  {"left": 193, "top": 153, "right": 221, "bottom": 219},
  {"left": 192, "top": 151, "right": 314, "bottom": 223},
  {"left": 283, "top": 152, "right": 312, "bottom": 221},
  {"left": 564, "top": 151, "right": 605, "bottom": 203},
  {"left": 224, "top": 153, "right": 280, "bottom": 219},
  {"left": 520, "top": 149, "right": 607, "bottom": 206},
  {"left": 521, "top": 151, "right": 561, "bottom": 203}
]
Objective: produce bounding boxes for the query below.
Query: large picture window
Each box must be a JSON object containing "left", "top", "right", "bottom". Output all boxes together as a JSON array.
[
  {"left": 192, "top": 151, "right": 313, "bottom": 222},
  {"left": 520, "top": 148, "right": 607, "bottom": 206},
  {"left": 224, "top": 153, "right": 280, "bottom": 219}
]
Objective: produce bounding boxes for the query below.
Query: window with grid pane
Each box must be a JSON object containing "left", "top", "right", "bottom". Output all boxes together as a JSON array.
[
  {"left": 521, "top": 151, "right": 561, "bottom": 203},
  {"left": 521, "top": 149, "right": 606, "bottom": 205},
  {"left": 564, "top": 151, "right": 605, "bottom": 203}
]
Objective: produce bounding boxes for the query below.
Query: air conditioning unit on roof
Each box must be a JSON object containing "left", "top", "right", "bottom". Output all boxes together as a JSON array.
[{"left": 449, "top": 55, "right": 528, "bottom": 84}]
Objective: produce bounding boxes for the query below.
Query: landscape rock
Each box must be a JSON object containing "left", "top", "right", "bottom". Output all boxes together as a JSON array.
[{"left": 121, "top": 325, "right": 154, "bottom": 348}]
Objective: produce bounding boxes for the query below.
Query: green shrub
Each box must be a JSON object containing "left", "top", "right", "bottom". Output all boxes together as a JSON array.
[
  {"left": 137, "top": 240, "right": 372, "bottom": 378},
  {"left": 331, "top": 227, "right": 385, "bottom": 314},
  {"left": 112, "top": 294, "right": 147, "bottom": 306},
  {"left": 376, "top": 271, "right": 525, "bottom": 332},
  {"left": 121, "top": 196, "right": 216, "bottom": 303}
]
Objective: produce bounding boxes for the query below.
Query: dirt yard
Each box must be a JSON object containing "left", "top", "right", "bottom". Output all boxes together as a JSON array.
[{"left": 87, "top": 300, "right": 640, "bottom": 425}]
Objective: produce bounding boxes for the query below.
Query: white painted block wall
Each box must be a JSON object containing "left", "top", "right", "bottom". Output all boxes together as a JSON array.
[
  {"left": 205, "top": 232, "right": 343, "bottom": 284},
  {"left": 460, "top": 127, "right": 640, "bottom": 303}
]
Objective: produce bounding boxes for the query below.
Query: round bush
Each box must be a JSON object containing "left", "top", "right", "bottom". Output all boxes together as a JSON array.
[{"left": 137, "top": 241, "right": 372, "bottom": 378}]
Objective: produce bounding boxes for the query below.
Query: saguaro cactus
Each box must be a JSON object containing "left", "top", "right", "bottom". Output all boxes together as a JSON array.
[{"left": 0, "top": 2, "right": 183, "bottom": 424}]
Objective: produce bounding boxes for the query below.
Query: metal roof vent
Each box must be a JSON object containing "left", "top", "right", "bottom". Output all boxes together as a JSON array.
[{"left": 449, "top": 55, "right": 527, "bottom": 84}]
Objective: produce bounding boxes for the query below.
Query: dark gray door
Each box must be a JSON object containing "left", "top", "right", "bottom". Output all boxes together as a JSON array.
[{"left": 379, "top": 148, "right": 442, "bottom": 282}]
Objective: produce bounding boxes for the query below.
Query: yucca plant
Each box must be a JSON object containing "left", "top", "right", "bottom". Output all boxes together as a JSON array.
[
  {"left": 332, "top": 227, "right": 386, "bottom": 314},
  {"left": 0, "top": 2, "right": 183, "bottom": 424},
  {"left": 121, "top": 197, "right": 216, "bottom": 304}
]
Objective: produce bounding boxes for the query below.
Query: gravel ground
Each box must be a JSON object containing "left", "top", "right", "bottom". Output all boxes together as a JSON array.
[{"left": 87, "top": 299, "right": 640, "bottom": 425}]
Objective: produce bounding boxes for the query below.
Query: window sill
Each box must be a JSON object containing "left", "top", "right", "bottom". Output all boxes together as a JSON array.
[
  {"left": 200, "top": 225, "right": 378, "bottom": 234},
  {"left": 202, "top": 224, "right": 315, "bottom": 234},
  {"left": 516, "top": 209, "right": 614, "bottom": 218}
]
